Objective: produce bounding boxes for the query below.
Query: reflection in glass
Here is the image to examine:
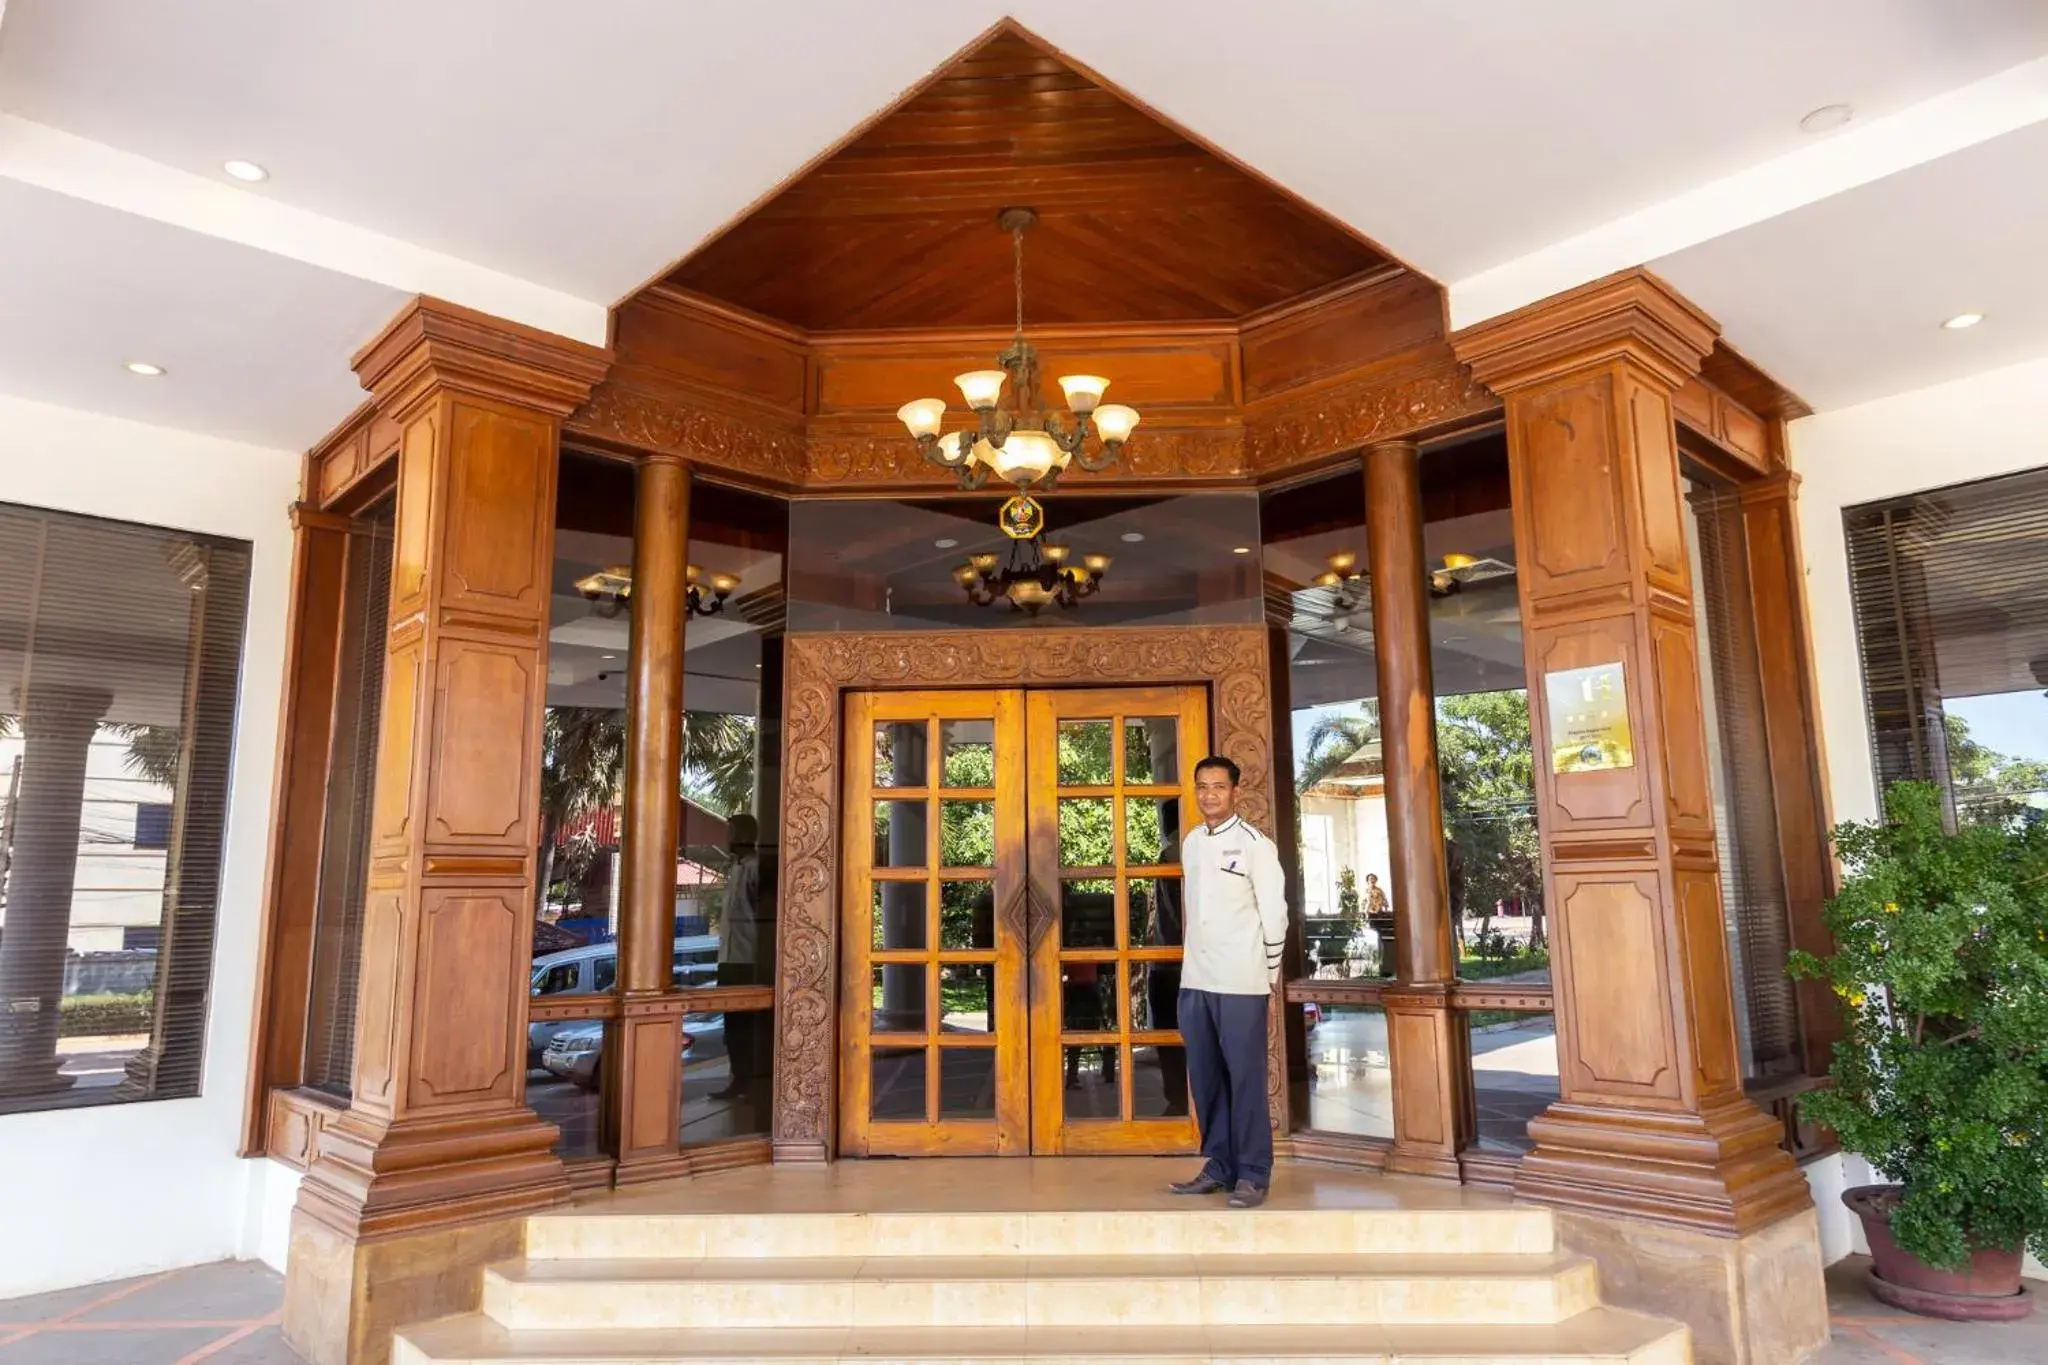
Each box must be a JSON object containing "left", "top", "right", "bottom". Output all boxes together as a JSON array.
[
  {"left": 1124, "top": 797, "right": 1181, "bottom": 865},
  {"left": 874, "top": 720, "right": 928, "bottom": 787},
  {"left": 531, "top": 1020, "right": 608, "bottom": 1160},
  {"left": 940, "top": 719, "right": 995, "bottom": 787},
  {"left": 939, "top": 800, "right": 995, "bottom": 866},
  {"left": 871, "top": 1046, "right": 927, "bottom": 1121},
  {"left": 1124, "top": 717, "right": 1179, "bottom": 784},
  {"left": 1129, "top": 961, "right": 1182, "bottom": 1034},
  {"left": 1060, "top": 878, "right": 1115, "bottom": 948},
  {"left": 1063, "top": 1045, "right": 1120, "bottom": 1119},
  {"left": 1468, "top": 1010, "right": 1559, "bottom": 1153},
  {"left": 939, "top": 880, "right": 995, "bottom": 950},
  {"left": 1436, "top": 690, "right": 1548, "bottom": 986},
  {"left": 1060, "top": 961, "right": 1115, "bottom": 1033},
  {"left": 1057, "top": 720, "right": 1114, "bottom": 786},
  {"left": 872, "top": 883, "right": 928, "bottom": 951},
  {"left": 1131, "top": 1044, "right": 1190, "bottom": 1119},
  {"left": 1297, "top": 1004, "right": 1393, "bottom": 1139},
  {"left": 873, "top": 800, "right": 928, "bottom": 867},
  {"left": 1128, "top": 876, "right": 1183, "bottom": 947},
  {"left": 872, "top": 963, "right": 927, "bottom": 1035},
  {"left": 939, "top": 963, "right": 994, "bottom": 1034},
  {"left": 681, "top": 1012, "right": 770, "bottom": 1146},
  {"left": 1058, "top": 798, "right": 1113, "bottom": 867},
  {"left": 939, "top": 1048, "right": 997, "bottom": 1120}
]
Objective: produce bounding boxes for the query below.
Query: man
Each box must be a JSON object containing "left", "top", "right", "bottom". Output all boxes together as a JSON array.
[
  {"left": 709, "top": 814, "right": 763, "bottom": 1102},
  {"left": 1169, "top": 755, "right": 1288, "bottom": 1208}
]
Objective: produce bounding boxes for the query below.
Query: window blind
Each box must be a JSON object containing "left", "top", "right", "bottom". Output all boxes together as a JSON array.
[{"left": 304, "top": 500, "right": 394, "bottom": 1096}]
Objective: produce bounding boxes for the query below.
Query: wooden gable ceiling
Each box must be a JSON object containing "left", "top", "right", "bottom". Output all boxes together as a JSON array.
[{"left": 661, "top": 26, "right": 1395, "bottom": 332}]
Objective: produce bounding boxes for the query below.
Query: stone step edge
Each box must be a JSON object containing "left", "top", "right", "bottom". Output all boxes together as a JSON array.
[
  {"left": 395, "top": 1307, "right": 1690, "bottom": 1365},
  {"left": 487, "top": 1249, "right": 1597, "bottom": 1284},
  {"left": 524, "top": 1208, "right": 1558, "bottom": 1257}
]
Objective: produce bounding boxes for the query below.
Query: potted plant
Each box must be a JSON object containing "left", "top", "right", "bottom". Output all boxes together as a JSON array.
[{"left": 1790, "top": 780, "right": 2048, "bottom": 1321}]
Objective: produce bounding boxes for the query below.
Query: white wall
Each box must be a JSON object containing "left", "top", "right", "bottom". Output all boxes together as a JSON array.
[
  {"left": 1791, "top": 354, "right": 2048, "bottom": 1277},
  {"left": 0, "top": 394, "right": 302, "bottom": 1297}
]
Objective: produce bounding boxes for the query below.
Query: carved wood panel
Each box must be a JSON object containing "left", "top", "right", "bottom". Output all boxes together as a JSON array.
[
  {"left": 445, "top": 404, "right": 552, "bottom": 615},
  {"left": 1629, "top": 379, "right": 1688, "bottom": 587},
  {"left": 411, "top": 892, "right": 519, "bottom": 1102},
  {"left": 427, "top": 645, "right": 538, "bottom": 845},
  {"left": 1675, "top": 867, "right": 1742, "bottom": 1101},
  {"left": 771, "top": 625, "right": 1275, "bottom": 1158},
  {"left": 1517, "top": 376, "right": 1628, "bottom": 594},
  {"left": 1557, "top": 877, "right": 1677, "bottom": 1099}
]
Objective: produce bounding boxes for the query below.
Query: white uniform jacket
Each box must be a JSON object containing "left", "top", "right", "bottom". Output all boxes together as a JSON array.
[{"left": 1179, "top": 814, "right": 1288, "bottom": 995}]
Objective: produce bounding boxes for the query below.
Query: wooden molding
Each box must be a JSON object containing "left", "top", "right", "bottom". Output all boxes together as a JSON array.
[
  {"left": 1451, "top": 268, "right": 1721, "bottom": 394},
  {"left": 770, "top": 625, "right": 1279, "bottom": 1161},
  {"left": 1246, "top": 353, "right": 1495, "bottom": 473},
  {"left": 353, "top": 295, "right": 612, "bottom": 422}
]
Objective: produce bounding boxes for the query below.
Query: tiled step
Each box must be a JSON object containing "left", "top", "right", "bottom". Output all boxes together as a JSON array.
[
  {"left": 478, "top": 1253, "right": 1602, "bottom": 1331},
  {"left": 395, "top": 1307, "right": 1691, "bottom": 1364},
  {"left": 525, "top": 1206, "right": 1557, "bottom": 1261}
]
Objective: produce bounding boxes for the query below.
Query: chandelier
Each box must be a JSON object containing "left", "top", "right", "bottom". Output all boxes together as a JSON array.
[
  {"left": 952, "top": 495, "right": 1110, "bottom": 615},
  {"left": 1308, "top": 549, "right": 1496, "bottom": 608},
  {"left": 896, "top": 208, "right": 1141, "bottom": 492},
  {"left": 573, "top": 564, "right": 739, "bottom": 619}
]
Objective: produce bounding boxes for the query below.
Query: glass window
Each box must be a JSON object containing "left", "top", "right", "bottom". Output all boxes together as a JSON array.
[
  {"left": 786, "top": 492, "right": 1261, "bottom": 632},
  {"left": 1425, "top": 436, "right": 1547, "bottom": 988},
  {"left": 0, "top": 501, "right": 251, "bottom": 1115},
  {"left": 1265, "top": 467, "right": 1392, "bottom": 982},
  {"left": 1294, "top": 1003, "right": 1393, "bottom": 1140},
  {"left": 1846, "top": 466, "right": 2048, "bottom": 828},
  {"left": 1467, "top": 1009, "right": 1559, "bottom": 1154},
  {"left": 681, "top": 1011, "right": 772, "bottom": 1146},
  {"left": 1686, "top": 469, "right": 1799, "bottom": 1078},
  {"left": 530, "top": 1019, "right": 609, "bottom": 1161},
  {"left": 305, "top": 499, "right": 394, "bottom": 1096}
]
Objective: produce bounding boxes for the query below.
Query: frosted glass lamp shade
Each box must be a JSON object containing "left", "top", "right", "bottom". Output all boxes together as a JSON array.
[
  {"left": 935, "top": 431, "right": 968, "bottom": 466},
  {"left": 1092, "top": 404, "right": 1140, "bottom": 443},
  {"left": 954, "top": 370, "right": 1008, "bottom": 410},
  {"left": 1082, "top": 553, "right": 1111, "bottom": 573},
  {"left": 1058, "top": 374, "right": 1108, "bottom": 414},
  {"left": 897, "top": 397, "right": 947, "bottom": 438},
  {"left": 709, "top": 572, "right": 741, "bottom": 595},
  {"left": 985, "top": 429, "right": 1060, "bottom": 485}
]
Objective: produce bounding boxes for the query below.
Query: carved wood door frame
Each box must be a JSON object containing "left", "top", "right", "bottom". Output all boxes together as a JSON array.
[{"left": 771, "top": 625, "right": 1281, "bottom": 1162}]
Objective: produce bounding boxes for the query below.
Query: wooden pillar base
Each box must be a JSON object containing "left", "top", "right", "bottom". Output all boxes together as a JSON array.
[
  {"left": 1380, "top": 985, "right": 1473, "bottom": 1180},
  {"left": 1515, "top": 1093, "right": 1812, "bottom": 1235},
  {"left": 294, "top": 1108, "right": 569, "bottom": 1241}
]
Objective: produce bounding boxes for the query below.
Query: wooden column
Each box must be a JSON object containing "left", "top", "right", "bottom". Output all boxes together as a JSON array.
[
  {"left": 1738, "top": 464, "right": 1839, "bottom": 1075},
  {"left": 614, "top": 454, "right": 690, "bottom": 1177},
  {"left": 285, "top": 299, "right": 608, "bottom": 1365},
  {"left": 1452, "top": 271, "right": 1810, "bottom": 1235},
  {"left": 1365, "top": 439, "right": 1474, "bottom": 1178}
]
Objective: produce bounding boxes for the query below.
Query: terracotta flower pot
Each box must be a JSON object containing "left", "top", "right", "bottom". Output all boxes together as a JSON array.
[{"left": 1844, "top": 1184, "right": 2033, "bottom": 1321}]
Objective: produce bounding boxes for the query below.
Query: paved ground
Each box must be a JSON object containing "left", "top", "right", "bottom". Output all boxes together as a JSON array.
[{"left": 0, "top": 1253, "right": 2035, "bottom": 1362}]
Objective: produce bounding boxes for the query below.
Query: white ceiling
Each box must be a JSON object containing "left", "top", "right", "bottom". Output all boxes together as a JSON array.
[
  {"left": 1655, "top": 118, "right": 2048, "bottom": 411},
  {"left": 0, "top": 0, "right": 2044, "bottom": 447},
  {"left": 0, "top": 177, "right": 405, "bottom": 446}
]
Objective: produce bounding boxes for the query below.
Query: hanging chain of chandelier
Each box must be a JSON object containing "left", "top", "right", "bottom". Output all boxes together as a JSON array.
[{"left": 895, "top": 208, "right": 1141, "bottom": 492}]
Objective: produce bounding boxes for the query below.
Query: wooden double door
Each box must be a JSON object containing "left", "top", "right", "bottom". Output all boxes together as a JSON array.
[{"left": 840, "top": 685, "right": 1208, "bottom": 1157}]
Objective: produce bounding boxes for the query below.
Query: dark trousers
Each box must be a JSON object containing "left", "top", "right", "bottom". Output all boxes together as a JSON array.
[{"left": 1178, "top": 986, "right": 1272, "bottom": 1187}]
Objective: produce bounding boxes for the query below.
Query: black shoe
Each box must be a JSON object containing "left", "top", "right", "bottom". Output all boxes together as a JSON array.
[
  {"left": 1227, "top": 1180, "right": 1268, "bottom": 1209},
  {"left": 1168, "top": 1172, "right": 1229, "bottom": 1196}
]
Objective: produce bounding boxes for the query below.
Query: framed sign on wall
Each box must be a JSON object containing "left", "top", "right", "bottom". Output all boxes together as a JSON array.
[{"left": 1545, "top": 661, "right": 1634, "bottom": 774}]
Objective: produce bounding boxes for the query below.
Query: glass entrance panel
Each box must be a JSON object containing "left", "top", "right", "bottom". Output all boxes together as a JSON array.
[
  {"left": 1027, "top": 686, "right": 1206, "bottom": 1155},
  {"left": 841, "top": 683, "right": 1208, "bottom": 1157},
  {"left": 840, "top": 691, "right": 1026, "bottom": 1156}
]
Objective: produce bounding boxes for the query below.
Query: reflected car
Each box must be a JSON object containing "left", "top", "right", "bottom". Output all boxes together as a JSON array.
[
  {"left": 527, "top": 934, "right": 719, "bottom": 1069},
  {"left": 539, "top": 1014, "right": 728, "bottom": 1092}
]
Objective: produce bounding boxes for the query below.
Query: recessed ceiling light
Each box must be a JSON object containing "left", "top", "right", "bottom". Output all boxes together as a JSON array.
[
  {"left": 1798, "top": 104, "right": 1853, "bottom": 134},
  {"left": 934, "top": 537, "right": 959, "bottom": 549},
  {"left": 1941, "top": 312, "right": 1985, "bottom": 330},
  {"left": 1120, "top": 532, "right": 1145, "bottom": 544},
  {"left": 600, "top": 653, "right": 617, "bottom": 660},
  {"left": 124, "top": 361, "right": 166, "bottom": 377},
  {"left": 223, "top": 159, "right": 269, "bottom": 182},
  {"left": 1232, "top": 546, "right": 1251, "bottom": 555},
  {"left": 753, "top": 663, "right": 762, "bottom": 669}
]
